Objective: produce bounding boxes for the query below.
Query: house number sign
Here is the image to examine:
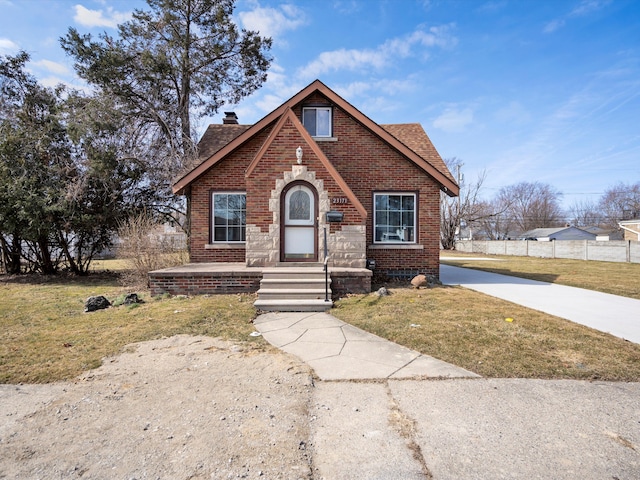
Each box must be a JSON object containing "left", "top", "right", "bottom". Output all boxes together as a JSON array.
[{"left": 332, "top": 197, "right": 349, "bottom": 204}]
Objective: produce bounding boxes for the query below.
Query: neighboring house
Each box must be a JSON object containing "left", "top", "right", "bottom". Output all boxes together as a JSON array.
[
  {"left": 581, "top": 225, "right": 623, "bottom": 241},
  {"left": 161, "top": 80, "right": 458, "bottom": 304},
  {"left": 619, "top": 219, "right": 640, "bottom": 241},
  {"left": 518, "top": 226, "right": 597, "bottom": 241}
]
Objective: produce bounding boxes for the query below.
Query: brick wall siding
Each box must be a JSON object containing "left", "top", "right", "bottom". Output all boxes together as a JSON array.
[
  {"left": 309, "top": 102, "right": 442, "bottom": 277},
  {"left": 188, "top": 129, "right": 269, "bottom": 263}
]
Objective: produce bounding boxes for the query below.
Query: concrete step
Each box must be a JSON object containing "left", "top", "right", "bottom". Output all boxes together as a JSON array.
[
  {"left": 256, "top": 288, "right": 331, "bottom": 300},
  {"left": 275, "top": 262, "right": 324, "bottom": 268},
  {"left": 255, "top": 267, "right": 333, "bottom": 311},
  {"left": 259, "top": 278, "right": 331, "bottom": 289},
  {"left": 254, "top": 298, "right": 333, "bottom": 312},
  {"left": 261, "top": 268, "right": 327, "bottom": 280}
]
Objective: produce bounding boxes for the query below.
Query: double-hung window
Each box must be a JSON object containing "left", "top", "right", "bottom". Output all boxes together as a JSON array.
[
  {"left": 302, "top": 107, "right": 332, "bottom": 137},
  {"left": 212, "top": 192, "right": 246, "bottom": 242},
  {"left": 373, "top": 193, "right": 416, "bottom": 243}
]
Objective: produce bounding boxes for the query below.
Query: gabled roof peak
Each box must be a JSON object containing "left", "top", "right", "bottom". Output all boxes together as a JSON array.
[
  {"left": 245, "top": 107, "right": 367, "bottom": 219},
  {"left": 173, "top": 80, "right": 458, "bottom": 196}
]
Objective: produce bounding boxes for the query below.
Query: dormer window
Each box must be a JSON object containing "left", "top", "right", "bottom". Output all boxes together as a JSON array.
[{"left": 302, "top": 107, "right": 332, "bottom": 137}]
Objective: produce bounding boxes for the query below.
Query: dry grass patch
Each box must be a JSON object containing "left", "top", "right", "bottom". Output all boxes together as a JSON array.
[
  {"left": 89, "top": 258, "right": 131, "bottom": 272},
  {"left": 441, "top": 251, "right": 640, "bottom": 300},
  {"left": 333, "top": 286, "right": 640, "bottom": 381},
  {"left": 0, "top": 273, "right": 261, "bottom": 383}
]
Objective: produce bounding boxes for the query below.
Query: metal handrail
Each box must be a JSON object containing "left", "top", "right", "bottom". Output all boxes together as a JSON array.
[{"left": 324, "top": 226, "right": 330, "bottom": 302}]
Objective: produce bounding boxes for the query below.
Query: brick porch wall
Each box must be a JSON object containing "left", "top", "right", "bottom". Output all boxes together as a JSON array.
[
  {"left": 148, "top": 269, "right": 371, "bottom": 298},
  {"left": 149, "top": 271, "right": 262, "bottom": 296}
]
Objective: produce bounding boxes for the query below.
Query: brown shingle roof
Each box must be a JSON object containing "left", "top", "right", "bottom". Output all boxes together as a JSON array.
[
  {"left": 197, "top": 124, "right": 251, "bottom": 161},
  {"left": 381, "top": 123, "right": 456, "bottom": 184}
]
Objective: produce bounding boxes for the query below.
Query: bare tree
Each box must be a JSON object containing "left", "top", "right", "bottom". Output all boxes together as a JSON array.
[
  {"left": 440, "top": 158, "right": 488, "bottom": 249},
  {"left": 495, "top": 182, "right": 564, "bottom": 233},
  {"left": 473, "top": 198, "right": 514, "bottom": 239},
  {"left": 568, "top": 198, "right": 603, "bottom": 228},
  {"left": 597, "top": 181, "right": 640, "bottom": 230}
]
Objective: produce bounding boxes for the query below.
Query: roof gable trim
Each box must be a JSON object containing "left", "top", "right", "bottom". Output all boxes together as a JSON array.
[
  {"left": 173, "top": 79, "right": 458, "bottom": 197},
  {"left": 246, "top": 107, "right": 367, "bottom": 219}
]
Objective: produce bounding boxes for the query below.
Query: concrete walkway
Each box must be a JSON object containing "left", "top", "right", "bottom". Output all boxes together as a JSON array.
[
  {"left": 253, "top": 311, "right": 479, "bottom": 381},
  {"left": 441, "top": 264, "right": 640, "bottom": 344},
  {"left": 250, "top": 275, "right": 640, "bottom": 479}
]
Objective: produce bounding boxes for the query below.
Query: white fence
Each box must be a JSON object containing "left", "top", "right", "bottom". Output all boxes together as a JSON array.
[{"left": 455, "top": 240, "right": 640, "bottom": 264}]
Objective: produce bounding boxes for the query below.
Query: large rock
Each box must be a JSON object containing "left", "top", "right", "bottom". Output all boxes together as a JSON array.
[
  {"left": 85, "top": 295, "right": 111, "bottom": 312},
  {"left": 410, "top": 274, "right": 442, "bottom": 289},
  {"left": 375, "top": 286, "right": 390, "bottom": 297},
  {"left": 123, "top": 293, "right": 143, "bottom": 305},
  {"left": 410, "top": 274, "right": 428, "bottom": 289}
]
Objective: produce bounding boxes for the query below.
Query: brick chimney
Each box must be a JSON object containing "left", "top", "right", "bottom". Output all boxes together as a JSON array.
[{"left": 223, "top": 112, "right": 238, "bottom": 124}]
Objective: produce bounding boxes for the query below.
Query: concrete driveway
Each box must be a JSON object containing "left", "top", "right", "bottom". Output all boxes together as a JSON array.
[
  {"left": 311, "top": 378, "right": 640, "bottom": 479},
  {"left": 278, "top": 265, "right": 640, "bottom": 479},
  {"left": 441, "top": 264, "right": 640, "bottom": 344}
]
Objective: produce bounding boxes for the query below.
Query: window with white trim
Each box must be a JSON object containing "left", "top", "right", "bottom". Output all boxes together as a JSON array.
[
  {"left": 212, "top": 192, "right": 246, "bottom": 242},
  {"left": 373, "top": 193, "right": 416, "bottom": 243},
  {"left": 302, "top": 107, "right": 332, "bottom": 137}
]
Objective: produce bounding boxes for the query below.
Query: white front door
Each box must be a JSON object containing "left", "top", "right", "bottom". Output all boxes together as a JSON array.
[{"left": 282, "top": 184, "right": 317, "bottom": 261}]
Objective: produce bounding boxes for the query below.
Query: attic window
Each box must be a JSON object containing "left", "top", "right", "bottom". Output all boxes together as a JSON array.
[{"left": 302, "top": 107, "right": 332, "bottom": 137}]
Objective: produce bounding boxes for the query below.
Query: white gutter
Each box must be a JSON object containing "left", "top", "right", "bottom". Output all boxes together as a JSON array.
[{"left": 618, "top": 223, "right": 640, "bottom": 240}]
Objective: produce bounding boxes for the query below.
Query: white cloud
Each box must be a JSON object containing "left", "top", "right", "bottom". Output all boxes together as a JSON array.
[
  {"left": 73, "top": 4, "right": 131, "bottom": 28},
  {"left": 300, "top": 48, "right": 388, "bottom": 79},
  {"left": 0, "top": 37, "right": 19, "bottom": 54},
  {"left": 238, "top": 3, "right": 306, "bottom": 40},
  {"left": 31, "top": 59, "right": 71, "bottom": 76},
  {"left": 334, "top": 81, "right": 373, "bottom": 99},
  {"left": 544, "top": 0, "right": 611, "bottom": 33},
  {"left": 495, "top": 101, "right": 531, "bottom": 124},
  {"left": 477, "top": 1, "right": 508, "bottom": 13},
  {"left": 38, "top": 76, "right": 68, "bottom": 89},
  {"left": 543, "top": 19, "right": 565, "bottom": 34},
  {"left": 298, "top": 24, "right": 456, "bottom": 79},
  {"left": 433, "top": 106, "right": 474, "bottom": 132},
  {"left": 335, "top": 78, "right": 418, "bottom": 101},
  {"left": 25, "top": 71, "right": 89, "bottom": 92},
  {"left": 254, "top": 93, "right": 286, "bottom": 115},
  {"left": 570, "top": 0, "right": 612, "bottom": 17},
  {"left": 332, "top": 0, "right": 362, "bottom": 15}
]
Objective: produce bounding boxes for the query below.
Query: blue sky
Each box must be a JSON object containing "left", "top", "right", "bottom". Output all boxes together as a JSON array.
[{"left": 1, "top": 0, "right": 639, "bottom": 211}]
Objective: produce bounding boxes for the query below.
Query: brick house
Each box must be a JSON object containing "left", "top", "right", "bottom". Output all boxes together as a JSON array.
[{"left": 152, "top": 80, "right": 458, "bottom": 310}]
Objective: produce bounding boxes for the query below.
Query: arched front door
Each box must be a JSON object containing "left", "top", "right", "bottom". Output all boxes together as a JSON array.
[{"left": 281, "top": 182, "right": 317, "bottom": 262}]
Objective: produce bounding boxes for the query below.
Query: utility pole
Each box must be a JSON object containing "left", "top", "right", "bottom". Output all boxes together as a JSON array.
[{"left": 456, "top": 163, "right": 463, "bottom": 241}]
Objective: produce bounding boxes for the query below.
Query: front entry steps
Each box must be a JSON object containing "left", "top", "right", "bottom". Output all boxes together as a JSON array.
[{"left": 254, "top": 267, "right": 332, "bottom": 312}]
